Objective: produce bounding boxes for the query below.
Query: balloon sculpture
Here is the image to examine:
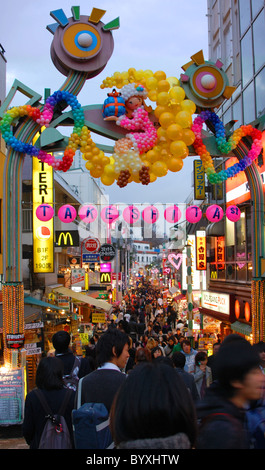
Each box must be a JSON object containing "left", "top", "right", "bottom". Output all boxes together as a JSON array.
[{"left": 0, "top": 63, "right": 263, "bottom": 188}]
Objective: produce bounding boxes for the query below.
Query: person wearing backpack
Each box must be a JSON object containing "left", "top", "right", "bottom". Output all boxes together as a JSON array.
[
  {"left": 52, "top": 330, "right": 91, "bottom": 391},
  {"left": 23, "top": 356, "right": 76, "bottom": 449}
]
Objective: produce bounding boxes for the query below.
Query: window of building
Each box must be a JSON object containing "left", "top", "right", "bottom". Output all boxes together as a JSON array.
[
  {"left": 252, "top": 0, "right": 264, "bottom": 18},
  {"left": 255, "top": 66, "right": 265, "bottom": 117},
  {"left": 243, "top": 81, "right": 255, "bottom": 123},
  {"left": 239, "top": 0, "right": 251, "bottom": 35},
  {"left": 241, "top": 29, "right": 253, "bottom": 87},
  {"left": 232, "top": 96, "right": 243, "bottom": 128},
  {"left": 253, "top": 12, "right": 265, "bottom": 73}
]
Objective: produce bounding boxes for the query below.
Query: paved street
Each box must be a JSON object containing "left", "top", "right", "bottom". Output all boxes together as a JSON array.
[{"left": 0, "top": 426, "right": 29, "bottom": 449}]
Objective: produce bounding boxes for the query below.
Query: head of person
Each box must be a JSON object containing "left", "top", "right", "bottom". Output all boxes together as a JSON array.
[
  {"left": 146, "top": 337, "right": 156, "bottom": 351},
  {"left": 215, "top": 338, "right": 264, "bottom": 402},
  {"left": 172, "top": 351, "right": 186, "bottom": 369},
  {"left": 212, "top": 342, "right": 221, "bottom": 355},
  {"left": 52, "top": 330, "right": 70, "bottom": 354},
  {"left": 135, "top": 347, "right": 151, "bottom": 364},
  {"left": 95, "top": 328, "right": 130, "bottom": 369},
  {"left": 181, "top": 339, "right": 192, "bottom": 354},
  {"left": 110, "top": 361, "right": 197, "bottom": 447},
  {"left": 253, "top": 341, "right": 265, "bottom": 365},
  {"left": 35, "top": 356, "right": 64, "bottom": 390},
  {"left": 195, "top": 351, "right": 208, "bottom": 368},
  {"left": 151, "top": 346, "right": 163, "bottom": 360}
]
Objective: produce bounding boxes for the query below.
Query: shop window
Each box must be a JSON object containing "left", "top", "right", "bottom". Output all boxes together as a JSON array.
[
  {"left": 236, "top": 262, "right": 247, "bottom": 281},
  {"left": 235, "top": 211, "right": 246, "bottom": 259},
  {"left": 247, "top": 263, "right": 253, "bottom": 281},
  {"left": 252, "top": 0, "right": 264, "bottom": 19},
  {"left": 226, "top": 263, "right": 236, "bottom": 280},
  {"left": 253, "top": 12, "right": 265, "bottom": 72}
]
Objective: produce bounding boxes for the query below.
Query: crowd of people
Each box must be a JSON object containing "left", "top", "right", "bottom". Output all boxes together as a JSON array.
[{"left": 22, "top": 282, "right": 265, "bottom": 450}]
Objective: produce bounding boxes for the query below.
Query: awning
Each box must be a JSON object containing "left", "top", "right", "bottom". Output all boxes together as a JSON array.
[
  {"left": 24, "top": 296, "right": 62, "bottom": 311},
  {"left": 231, "top": 321, "right": 252, "bottom": 336},
  {"left": 53, "top": 287, "right": 112, "bottom": 312},
  {"left": 174, "top": 294, "right": 186, "bottom": 301},
  {"left": 206, "top": 220, "right": 225, "bottom": 237}
]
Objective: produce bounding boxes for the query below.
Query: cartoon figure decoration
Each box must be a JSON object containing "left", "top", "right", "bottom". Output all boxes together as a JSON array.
[{"left": 103, "top": 83, "right": 158, "bottom": 187}]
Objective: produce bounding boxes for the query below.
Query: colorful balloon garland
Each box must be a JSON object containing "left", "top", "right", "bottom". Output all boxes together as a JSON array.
[
  {"left": 192, "top": 110, "right": 263, "bottom": 184},
  {"left": 0, "top": 90, "right": 108, "bottom": 173}
]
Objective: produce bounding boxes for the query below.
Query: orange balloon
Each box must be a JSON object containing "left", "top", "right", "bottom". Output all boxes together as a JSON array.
[
  {"left": 169, "top": 140, "right": 189, "bottom": 158},
  {"left": 181, "top": 129, "right": 195, "bottom": 146},
  {"left": 167, "top": 157, "right": 184, "bottom": 172},
  {"left": 166, "top": 123, "right": 184, "bottom": 141},
  {"left": 154, "top": 71, "right": 167, "bottom": 81},
  {"left": 157, "top": 80, "right": 170, "bottom": 92}
]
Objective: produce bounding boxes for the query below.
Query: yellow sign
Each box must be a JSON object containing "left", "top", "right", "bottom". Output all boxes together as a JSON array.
[
  {"left": 92, "top": 312, "right": 106, "bottom": 323},
  {"left": 32, "top": 157, "right": 54, "bottom": 273},
  {"left": 58, "top": 232, "right": 73, "bottom": 246},
  {"left": 194, "top": 160, "right": 205, "bottom": 200}
]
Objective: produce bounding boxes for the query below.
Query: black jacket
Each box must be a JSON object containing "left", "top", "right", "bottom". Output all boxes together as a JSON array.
[
  {"left": 55, "top": 350, "right": 91, "bottom": 378},
  {"left": 175, "top": 367, "right": 200, "bottom": 402},
  {"left": 196, "top": 381, "right": 250, "bottom": 449}
]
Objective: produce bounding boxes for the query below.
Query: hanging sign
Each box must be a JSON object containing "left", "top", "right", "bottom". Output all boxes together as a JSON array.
[
  {"left": 194, "top": 160, "right": 205, "bottom": 200},
  {"left": 99, "top": 243, "right": 116, "bottom": 261},
  {"left": 196, "top": 231, "right": 207, "bottom": 271}
]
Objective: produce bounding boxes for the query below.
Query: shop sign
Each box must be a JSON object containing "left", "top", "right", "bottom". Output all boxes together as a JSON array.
[
  {"left": 82, "top": 253, "right": 100, "bottom": 263},
  {"left": 201, "top": 291, "right": 230, "bottom": 315},
  {"left": 32, "top": 158, "right": 54, "bottom": 273},
  {"left": 100, "top": 272, "right": 111, "bottom": 284},
  {"left": 71, "top": 268, "right": 85, "bottom": 288},
  {"left": 55, "top": 230, "right": 80, "bottom": 247},
  {"left": 196, "top": 231, "right": 207, "bottom": 271},
  {"left": 194, "top": 160, "right": 205, "bottom": 200},
  {"left": 6, "top": 333, "right": 25, "bottom": 349},
  {"left": 99, "top": 244, "right": 116, "bottom": 261},
  {"left": 215, "top": 236, "right": 225, "bottom": 270},
  {"left": 83, "top": 237, "right": 100, "bottom": 253},
  {"left": 92, "top": 312, "right": 106, "bottom": 323}
]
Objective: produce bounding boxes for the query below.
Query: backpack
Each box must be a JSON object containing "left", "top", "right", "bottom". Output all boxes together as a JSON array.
[
  {"left": 35, "top": 389, "right": 73, "bottom": 449},
  {"left": 102, "top": 89, "right": 126, "bottom": 118},
  {"left": 246, "top": 406, "right": 265, "bottom": 449},
  {"left": 72, "top": 377, "right": 114, "bottom": 449},
  {"left": 63, "top": 356, "right": 80, "bottom": 391}
]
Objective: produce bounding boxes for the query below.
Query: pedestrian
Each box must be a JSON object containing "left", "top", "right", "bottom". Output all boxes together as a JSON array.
[
  {"left": 253, "top": 341, "right": 265, "bottom": 374},
  {"left": 207, "top": 342, "right": 221, "bottom": 381},
  {"left": 23, "top": 356, "right": 76, "bottom": 448},
  {"left": 110, "top": 361, "right": 197, "bottom": 449},
  {"left": 151, "top": 346, "right": 163, "bottom": 360},
  {"left": 163, "top": 336, "right": 176, "bottom": 358},
  {"left": 52, "top": 330, "right": 91, "bottom": 389},
  {"left": 75, "top": 328, "right": 130, "bottom": 413},
  {"left": 196, "top": 337, "right": 265, "bottom": 449},
  {"left": 193, "top": 351, "right": 212, "bottom": 399},
  {"left": 172, "top": 351, "right": 200, "bottom": 402},
  {"left": 180, "top": 339, "right": 197, "bottom": 374}
]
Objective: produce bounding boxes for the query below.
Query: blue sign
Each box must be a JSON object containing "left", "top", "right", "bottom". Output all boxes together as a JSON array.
[{"left": 82, "top": 253, "right": 100, "bottom": 262}]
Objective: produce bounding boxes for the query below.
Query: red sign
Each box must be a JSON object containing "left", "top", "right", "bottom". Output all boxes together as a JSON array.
[{"left": 84, "top": 237, "right": 100, "bottom": 253}]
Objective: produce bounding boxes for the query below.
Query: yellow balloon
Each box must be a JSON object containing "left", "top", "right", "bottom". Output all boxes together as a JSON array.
[
  {"left": 154, "top": 70, "right": 167, "bottom": 81},
  {"left": 167, "top": 76, "right": 179, "bottom": 88},
  {"left": 154, "top": 105, "right": 169, "bottom": 118},
  {"left": 175, "top": 111, "right": 192, "bottom": 128},
  {"left": 146, "top": 149, "right": 160, "bottom": 163},
  {"left": 166, "top": 123, "right": 184, "bottom": 141},
  {"left": 131, "top": 173, "right": 141, "bottom": 183},
  {"left": 146, "top": 76, "right": 158, "bottom": 90},
  {"left": 85, "top": 161, "right": 94, "bottom": 171},
  {"left": 159, "top": 112, "right": 175, "bottom": 129},
  {"left": 169, "top": 86, "right": 186, "bottom": 103},
  {"left": 169, "top": 140, "right": 189, "bottom": 158},
  {"left": 157, "top": 126, "right": 168, "bottom": 140},
  {"left": 152, "top": 160, "right": 168, "bottom": 177},
  {"left": 149, "top": 172, "right": 157, "bottom": 183},
  {"left": 101, "top": 173, "right": 116, "bottom": 186},
  {"left": 103, "top": 164, "right": 116, "bottom": 177},
  {"left": 181, "top": 129, "right": 196, "bottom": 146},
  {"left": 167, "top": 157, "right": 184, "bottom": 172},
  {"left": 148, "top": 90, "right": 157, "bottom": 102},
  {"left": 157, "top": 80, "right": 170, "bottom": 92},
  {"left": 181, "top": 99, "right": 197, "bottom": 115},
  {"left": 156, "top": 91, "right": 170, "bottom": 106}
]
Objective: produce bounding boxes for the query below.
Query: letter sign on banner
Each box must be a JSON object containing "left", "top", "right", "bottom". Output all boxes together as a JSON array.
[
  {"left": 32, "top": 158, "right": 54, "bottom": 273},
  {"left": 196, "top": 231, "right": 207, "bottom": 271}
]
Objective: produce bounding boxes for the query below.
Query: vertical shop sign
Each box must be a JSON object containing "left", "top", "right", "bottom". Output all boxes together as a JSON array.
[
  {"left": 194, "top": 160, "right": 205, "bottom": 200},
  {"left": 32, "top": 158, "right": 54, "bottom": 273},
  {"left": 215, "top": 236, "right": 225, "bottom": 270},
  {"left": 196, "top": 231, "right": 207, "bottom": 270}
]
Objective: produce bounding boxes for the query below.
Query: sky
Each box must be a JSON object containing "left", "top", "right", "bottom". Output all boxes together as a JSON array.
[{"left": 0, "top": 0, "right": 209, "bottom": 205}]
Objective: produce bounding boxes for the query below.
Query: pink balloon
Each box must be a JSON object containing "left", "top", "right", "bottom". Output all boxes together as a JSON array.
[
  {"left": 164, "top": 205, "right": 181, "bottom": 223},
  {"left": 100, "top": 205, "right": 119, "bottom": 224},
  {"left": 185, "top": 205, "right": 202, "bottom": 223},
  {"left": 206, "top": 204, "right": 223, "bottom": 222},
  {"left": 142, "top": 205, "right": 159, "bottom": 224},
  {"left": 79, "top": 204, "right": 98, "bottom": 223},
  {"left": 123, "top": 205, "right": 140, "bottom": 224},
  {"left": 36, "top": 204, "right": 54, "bottom": 221},
  {"left": 58, "top": 204, "right": 77, "bottom": 223},
  {"left": 226, "top": 205, "right": 241, "bottom": 222}
]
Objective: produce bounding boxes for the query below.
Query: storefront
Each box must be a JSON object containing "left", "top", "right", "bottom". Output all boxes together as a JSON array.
[{"left": 199, "top": 290, "right": 234, "bottom": 341}]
